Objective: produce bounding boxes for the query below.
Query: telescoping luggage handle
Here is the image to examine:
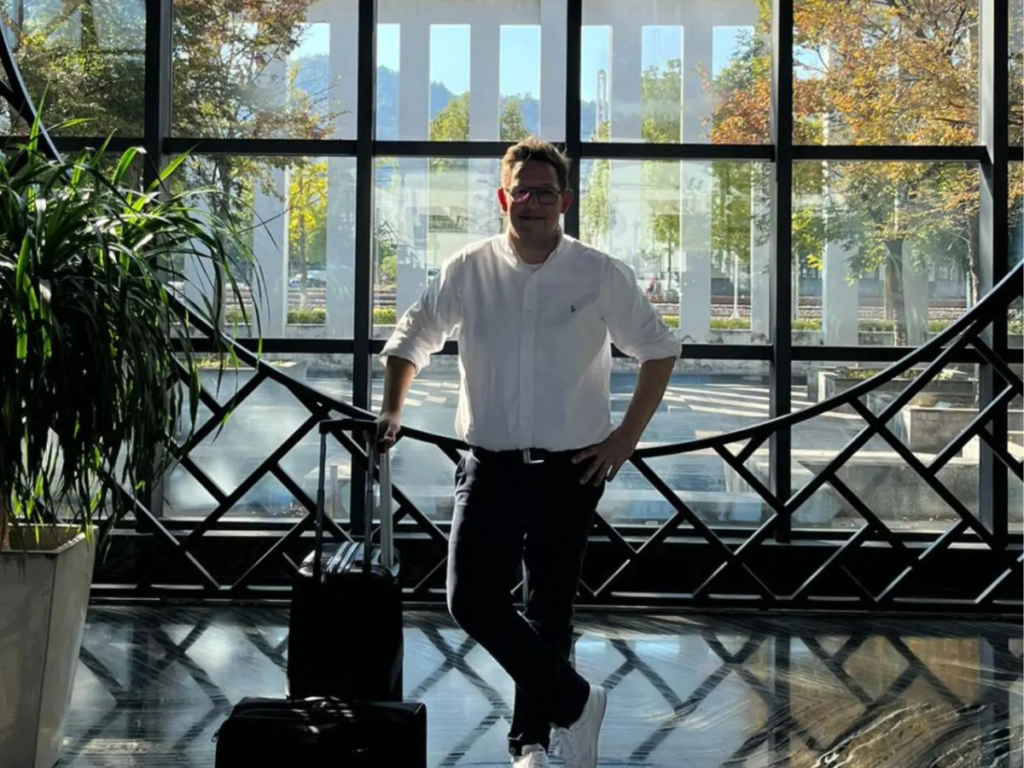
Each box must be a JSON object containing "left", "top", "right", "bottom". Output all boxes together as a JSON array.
[{"left": 314, "top": 418, "right": 393, "bottom": 581}]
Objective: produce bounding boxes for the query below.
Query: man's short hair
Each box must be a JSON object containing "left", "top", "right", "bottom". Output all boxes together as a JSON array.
[{"left": 501, "top": 138, "right": 571, "bottom": 192}]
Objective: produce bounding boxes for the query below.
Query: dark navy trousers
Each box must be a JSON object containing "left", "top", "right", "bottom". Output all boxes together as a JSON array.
[{"left": 446, "top": 447, "right": 604, "bottom": 756}]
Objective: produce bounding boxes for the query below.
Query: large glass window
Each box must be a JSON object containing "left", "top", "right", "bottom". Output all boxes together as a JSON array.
[
  {"left": 172, "top": 0, "right": 359, "bottom": 139},
  {"left": 581, "top": 0, "right": 769, "bottom": 144},
  {"left": 376, "top": 0, "right": 565, "bottom": 142},
  {"left": 165, "top": 355, "right": 355, "bottom": 521},
  {"left": 794, "top": 0, "right": 979, "bottom": 145},
  {"left": 2, "top": 0, "right": 145, "bottom": 136},
  {"left": 792, "top": 162, "right": 981, "bottom": 346},
  {"left": 627, "top": 359, "right": 771, "bottom": 527},
  {"left": 579, "top": 160, "right": 771, "bottom": 343},
  {"left": 13, "top": 0, "right": 1017, "bottom": 548},
  {"left": 789, "top": 362, "right": 1020, "bottom": 531},
  {"left": 177, "top": 155, "right": 356, "bottom": 339},
  {"left": 369, "top": 357, "right": 772, "bottom": 526},
  {"left": 373, "top": 157, "right": 503, "bottom": 338}
]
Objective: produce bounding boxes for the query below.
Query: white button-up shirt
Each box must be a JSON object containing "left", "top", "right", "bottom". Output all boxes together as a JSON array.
[{"left": 380, "top": 232, "right": 679, "bottom": 451}]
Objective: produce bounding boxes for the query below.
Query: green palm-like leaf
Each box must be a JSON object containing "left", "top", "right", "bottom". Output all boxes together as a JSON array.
[{"left": 0, "top": 133, "right": 260, "bottom": 549}]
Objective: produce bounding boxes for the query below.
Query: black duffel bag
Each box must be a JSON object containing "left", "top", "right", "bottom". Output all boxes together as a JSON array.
[{"left": 214, "top": 697, "right": 427, "bottom": 767}]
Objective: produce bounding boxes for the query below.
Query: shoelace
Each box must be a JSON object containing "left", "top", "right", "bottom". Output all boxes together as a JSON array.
[{"left": 515, "top": 747, "right": 548, "bottom": 767}]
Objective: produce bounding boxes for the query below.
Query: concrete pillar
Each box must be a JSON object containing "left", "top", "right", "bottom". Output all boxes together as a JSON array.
[
  {"left": 469, "top": 158, "right": 501, "bottom": 239},
  {"left": 326, "top": 1, "right": 359, "bottom": 139},
  {"left": 677, "top": 21, "right": 714, "bottom": 343},
  {"left": 325, "top": 158, "right": 355, "bottom": 338},
  {"left": 609, "top": 21, "right": 641, "bottom": 140},
  {"left": 396, "top": 245, "right": 426, "bottom": 320},
  {"left": 252, "top": 166, "right": 289, "bottom": 337},
  {"left": 396, "top": 159, "right": 430, "bottom": 319},
  {"left": 183, "top": 175, "right": 220, "bottom": 330},
  {"left": 678, "top": 164, "right": 712, "bottom": 344},
  {"left": 399, "top": 22, "right": 430, "bottom": 140},
  {"left": 323, "top": 12, "right": 358, "bottom": 338},
  {"left": 902, "top": 242, "right": 929, "bottom": 346},
  {"left": 822, "top": 239, "right": 859, "bottom": 345},
  {"left": 539, "top": 0, "right": 567, "bottom": 140},
  {"left": 470, "top": 24, "right": 500, "bottom": 141},
  {"left": 749, "top": 169, "right": 771, "bottom": 342},
  {"left": 682, "top": 21, "right": 713, "bottom": 145},
  {"left": 748, "top": 23, "right": 773, "bottom": 341},
  {"left": 606, "top": 22, "right": 642, "bottom": 274}
]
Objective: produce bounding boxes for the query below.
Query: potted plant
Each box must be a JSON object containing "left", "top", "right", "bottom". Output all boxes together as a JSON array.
[{"left": 0, "top": 123, "right": 258, "bottom": 768}]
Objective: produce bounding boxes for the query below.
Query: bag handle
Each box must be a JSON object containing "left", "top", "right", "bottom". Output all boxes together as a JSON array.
[{"left": 317, "top": 418, "right": 393, "bottom": 578}]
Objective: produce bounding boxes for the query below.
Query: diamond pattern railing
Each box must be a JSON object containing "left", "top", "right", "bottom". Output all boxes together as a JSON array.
[
  {"left": 98, "top": 258, "right": 1020, "bottom": 611},
  {"left": 1, "top": 24, "right": 1021, "bottom": 612}
]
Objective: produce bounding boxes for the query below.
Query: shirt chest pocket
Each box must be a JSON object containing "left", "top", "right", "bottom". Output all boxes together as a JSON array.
[{"left": 540, "top": 283, "right": 603, "bottom": 328}]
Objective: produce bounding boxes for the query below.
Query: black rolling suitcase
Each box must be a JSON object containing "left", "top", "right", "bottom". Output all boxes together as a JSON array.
[
  {"left": 214, "top": 697, "right": 427, "bottom": 767},
  {"left": 288, "top": 418, "right": 403, "bottom": 702}
]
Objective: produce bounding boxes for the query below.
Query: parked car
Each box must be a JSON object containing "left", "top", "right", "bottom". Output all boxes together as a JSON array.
[{"left": 289, "top": 269, "right": 327, "bottom": 288}]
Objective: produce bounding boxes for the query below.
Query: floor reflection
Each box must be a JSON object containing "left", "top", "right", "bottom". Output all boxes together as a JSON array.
[{"left": 61, "top": 607, "right": 1022, "bottom": 767}]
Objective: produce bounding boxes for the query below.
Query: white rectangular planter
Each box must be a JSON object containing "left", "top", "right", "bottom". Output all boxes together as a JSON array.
[{"left": 0, "top": 527, "right": 95, "bottom": 768}]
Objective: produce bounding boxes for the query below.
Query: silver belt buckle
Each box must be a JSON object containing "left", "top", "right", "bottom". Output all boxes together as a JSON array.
[{"left": 522, "top": 448, "right": 544, "bottom": 465}]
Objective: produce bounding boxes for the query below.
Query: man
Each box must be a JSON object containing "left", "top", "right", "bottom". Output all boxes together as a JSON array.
[{"left": 376, "top": 138, "right": 677, "bottom": 768}]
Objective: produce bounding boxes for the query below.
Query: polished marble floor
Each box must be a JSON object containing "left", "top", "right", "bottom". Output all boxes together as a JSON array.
[{"left": 60, "top": 606, "right": 1022, "bottom": 767}]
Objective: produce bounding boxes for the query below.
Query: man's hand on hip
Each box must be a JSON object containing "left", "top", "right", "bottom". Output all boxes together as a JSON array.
[{"left": 572, "top": 428, "right": 639, "bottom": 486}]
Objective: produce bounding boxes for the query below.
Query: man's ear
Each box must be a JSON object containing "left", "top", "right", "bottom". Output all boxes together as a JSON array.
[
  {"left": 560, "top": 189, "right": 575, "bottom": 214},
  {"left": 497, "top": 187, "right": 510, "bottom": 214}
]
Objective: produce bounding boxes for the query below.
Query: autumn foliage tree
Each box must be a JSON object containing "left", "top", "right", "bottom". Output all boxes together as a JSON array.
[
  {"left": 709, "top": 0, "right": 1021, "bottom": 342},
  {"left": 289, "top": 160, "right": 328, "bottom": 305},
  {"left": 0, "top": 0, "right": 145, "bottom": 136},
  {"left": 6, "top": 0, "right": 337, "bottom": 305}
]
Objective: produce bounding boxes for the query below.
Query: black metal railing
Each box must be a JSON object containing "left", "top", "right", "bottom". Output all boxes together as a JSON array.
[{"left": 2, "top": 21, "right": 1021, "bottom": 612}]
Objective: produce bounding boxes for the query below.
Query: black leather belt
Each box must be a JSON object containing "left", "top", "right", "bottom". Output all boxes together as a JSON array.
[{"left": 470, "top": 446, "right": 578, "bottom": 465}]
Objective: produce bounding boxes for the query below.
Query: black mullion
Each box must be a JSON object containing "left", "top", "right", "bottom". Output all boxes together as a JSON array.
[
  {"left": 159, "top": 139, "right": 992, "bottom": 162},
  {"left": 972, "top": 335, "right": 1024, "bottom": 391},
  {"left": 373, "top": 140, "right": 514, "bottom": 158},
  {"left": 141, "top": 0, "right": 173, "bottom": 526},
  {"left": 771, "top": 0, "right": 795, "bottom": 543},
  {"left": 792, "top": 145, "right": 987, "bottom": 162},
  {"left": 143, "top": 0, "right": 172, "bottom": 188},
  {"left": 980, "top": 0, "right": 1011, "bottom": 548},
  {"left": 977, "top": 427, "right": 1024, "bottom": 478},
  {"left": 581, "top": 142, "right": 774, "bottom": 161},
  {"left": 791, "top": 345, "right": 984, "bottom": 362},
  {"left": 164, "top": 138, "right": 357, "bottom": 156},
  {"left": 351, "top": 0, "right": 378, "bottom": 536},
  {"left": 183, "top": 338, "right": 355, "bottom": 354},
  {"left": 2, "top": 135, "right": 142, "bottom": 152},
  {"left": 179, "top": 336, "right": 996, "bottom": 364},
  {"left": 564, "top": 0, "right": 583, "bottom": 237}
]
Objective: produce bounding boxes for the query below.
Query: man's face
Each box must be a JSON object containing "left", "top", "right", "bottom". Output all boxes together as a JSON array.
[{"left": 498, "top": 161, "right": 574, "bottom": 243}]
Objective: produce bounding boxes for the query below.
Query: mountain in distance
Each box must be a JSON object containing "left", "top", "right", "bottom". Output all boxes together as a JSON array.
[{"left": 294, "top": 57, "right": 599, "bottom": 140}]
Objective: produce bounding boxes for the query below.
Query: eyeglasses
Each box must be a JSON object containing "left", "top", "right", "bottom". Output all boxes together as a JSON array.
[{"left": 505, "top": 186, "right": 564, "bottom": 206}]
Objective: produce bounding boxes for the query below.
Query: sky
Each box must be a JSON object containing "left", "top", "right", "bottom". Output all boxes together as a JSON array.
[{"left": 294, "top": 22, "right": 755, "bottom": 102}]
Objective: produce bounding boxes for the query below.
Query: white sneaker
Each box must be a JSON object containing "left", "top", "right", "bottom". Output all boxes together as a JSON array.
[
  {"left": 512, "top": 744, "right": 550, "bottom": 767},
  {"left": 555, "top": 685, "right": 606, "bottom": 768}
]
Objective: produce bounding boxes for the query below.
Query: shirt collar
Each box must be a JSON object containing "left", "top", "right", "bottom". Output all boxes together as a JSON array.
[{"left": 498, "top": 228, "right": 567, "bottom": 272}]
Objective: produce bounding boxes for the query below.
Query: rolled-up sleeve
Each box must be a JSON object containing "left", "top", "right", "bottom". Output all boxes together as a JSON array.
[
  {"left": 603, "top": 258, "right": 679, "bottom": 363},
  {"left": 380, "top": 255, "right": 463, "bottom": 373}
]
